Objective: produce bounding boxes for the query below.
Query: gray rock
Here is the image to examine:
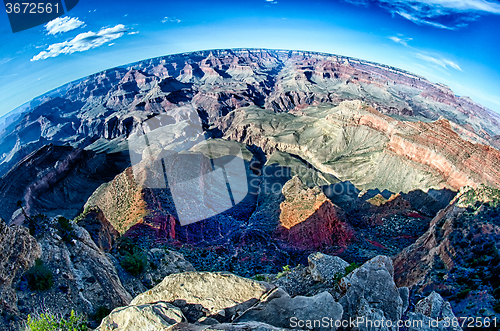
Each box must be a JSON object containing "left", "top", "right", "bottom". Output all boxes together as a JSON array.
[
  {"left": 141, "top": 248, "right": 196, "bottom": 288},
  {"left": 338, "top": 255, "right": 403, "bottom": 331},
  {"left": 407, "top": 291, "right": 462, "bottom": 331},
  {"left": 97, "top": 301, "right": 185, "bottom": 331},
  {"left": 0, "top": 220, "right": 41, "bottom": 328},
  {"left": 307, "top": 252, "right": 349, "bottom": 282},
  {"left": 131, "top": 272, "right": 274, "bottom": 315},
  {"left": 238, "top": 288, "right": 343, "bottom": 330},
  {"left": 398, "top": 287, "right": 410, "bottom": 313},
  {"left": 15, "top": 221, "right": 133, "bottom": 323}
]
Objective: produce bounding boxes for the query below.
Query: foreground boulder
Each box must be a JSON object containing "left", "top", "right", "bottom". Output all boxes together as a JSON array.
[
  {"left": 407, "top": 291, "right": 462, "bottom": 331},
  {"left": 339, "top": 255, "right": 403, "bottom": 330},
  {"left": 131, "top": 272, "right": 274, "bottom": 314},
  {"left": 237, "top": 288, "right": 343, "bottom": 330},
  {"left": 97, "top": 301, "right": 185, "bottom": 331}
]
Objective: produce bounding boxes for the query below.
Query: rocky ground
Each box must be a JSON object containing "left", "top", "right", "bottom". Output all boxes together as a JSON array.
[{"left": 0, "top": 185, "right": 498, "bottom": 330}]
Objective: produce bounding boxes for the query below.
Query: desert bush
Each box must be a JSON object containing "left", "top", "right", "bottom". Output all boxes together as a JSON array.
[
  {"left": 24, "top": 259, "right": 53, "bottom": 291},
  {"left": 56, "top": 217, "right": 76, "bottom": 243},
  {"left": 25, "top": 310, "right": 87, "bottom": 331},
  {"left": 120, "top": 251, "right": 146, "bottom": 276}
]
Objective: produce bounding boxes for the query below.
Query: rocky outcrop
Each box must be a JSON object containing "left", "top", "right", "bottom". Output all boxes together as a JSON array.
[
  {"left": 393, "top": 185, "right": 500, "bottom": 320},
  {"left": 274, "top": 176, "right": 353, "bottom": 250},
  {"left": 94, "top": 253, "right": 463, "bottom": 331},
  {"left": 307, "top": 252, "right": 349, "bottom": 282},
  {"left": 15, "top": 218, "right": 133, "bottom": 325},
  {"left": 0, "top": 221, "right": 41, "bottom": 316},
  {"left": 237, "top": 289, "right": 343, "bottom": 330},
  {"left": 338, "top": 256, "right": 403, "bottom": 330},
  {"left": 407, "top": 292, "right": 462, "bottom": 331},
  {"left": 131, "top": 272, "right": 274, "bottom": 315},
  {"left": 97, "top": 301, "right": 185, "bottom": 331},
  {"left": 140, "top": 248, "right": 196, "bottom": 288},
  {"left": 76, "top": 207, "right": 119, "bottom": 252}
]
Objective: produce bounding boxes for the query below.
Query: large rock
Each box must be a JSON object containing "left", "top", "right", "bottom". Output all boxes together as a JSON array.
[
  {"left": 15, "top": 219, "right": 133, "bottom": 323},
  {"left": 237, "top": 288, "right": 343, "bottom": 330},
  {"left": 307, "top": 252, "right": 349, "bottom": 282},
  {"left": 97, "top": 301, "right": 185, "bottom": 331},
  {"left": 131, "top": 272, "right": 274, "bottom": 314},
  {"left": 140, "top": 248, "right": 196, "bottom": 288},
  {"left": 0, "top": 220, "right": 41, "bottom": 319},
  {"left": 406, "top": 292, "right": 462, "bottom": 331},
  {"left": 76, "top": 207, "right": 119, "bottom": 252},
  {"left": 338, "top": 255, "right": 403, "bottom": 330}
]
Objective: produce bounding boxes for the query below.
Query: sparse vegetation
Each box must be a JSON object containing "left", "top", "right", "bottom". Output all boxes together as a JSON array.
[
  {"left": 56, "top": 217, "right": 76, "bottom": 243},
  {"left": 25, "top": 310, "right": 87, "bottom": 331},
  {"left": 276, "top": 265, "right": 291, "bottom": 279},
  {"left": 23, "top": 259, "right": 53, "bottom": 291},
  {"left": 120, "top": 250, "right": 146, "bottom": 276}
]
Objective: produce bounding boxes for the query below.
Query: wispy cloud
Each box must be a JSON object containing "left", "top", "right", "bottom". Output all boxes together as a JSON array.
[
  {"left": 45, "top": 17, "right": 85, "bottom": 35},
  {"left": 0, "top": 58, "right": 13, "bottom": 66},
  {"left": 162, "top": 17, "right": 181, "bottom": 23},
  {"left": 388, "top": 35, "right": 412, "bottom": 46},
  {"left": 128, "top": 31, "right": 139, "bottom": 35},
  {"left": 31, "top": 25, "right": 127, "bottom": 61},
  {"left": 265, "top": 0, "right": 278, "bottom": 4},
  {"left": 416, "top": 53, "right": 462, "bottom": 71},
  {"left": 345, "top": 0, "right": 500, "bottom": 29}
]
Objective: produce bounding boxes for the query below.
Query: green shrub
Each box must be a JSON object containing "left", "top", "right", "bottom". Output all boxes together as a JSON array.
[
  {"left": 116, "top": 237, "right": 137, "bottom": 256},
  {"left": 276, "top": 265, "right": 291, "bottom": 279},
  {"left": 345, "top": 262, "right": 360, "bottom": 275},
  {"left": 25, "top": 310, "right": 87, "bottom": 331},
  {"left": 120, "top": 251, "right": 146, "bottom": 276},
  {"left": 56, "top": 217, "right": 76, "bottom": 243},
  {"left": 24, "top": 259, "right": 53, "bottom": 291}
]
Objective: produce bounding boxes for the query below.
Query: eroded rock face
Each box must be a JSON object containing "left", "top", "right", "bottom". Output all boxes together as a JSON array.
[
  {"left": 0, "top": 221, "right": 41, "bottom": 314},
  {"left": 140, "top": 248, "right": 196, "bottom": 288},
  {"left": 274, "top": 176, "right": 353, "bottom": 250},
  {"left": 307, "top": 252, "right": 349, "bottom": 282},
  {"left": 15, "top": 220, "right": 132, "bottom": 322},
  {"left": 76, "top": 207, "right": 119, "bottom": 252},
  {"left": 131, "top": 272, "right": 274, "bottom": 314},
  {"left": 407, "top": 292, "right": 462, "bottom": 331},
  {"left": 339, "top": 255, "right": 403, "bottom": 330}
]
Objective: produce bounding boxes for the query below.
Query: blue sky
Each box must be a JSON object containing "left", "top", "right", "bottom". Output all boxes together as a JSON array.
[{"left": 0, "top": 0, "right": 499, "bottom": 116}]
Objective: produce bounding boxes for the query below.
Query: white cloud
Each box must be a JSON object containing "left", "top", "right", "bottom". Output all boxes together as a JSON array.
[
  {"left": 128, "top": 31, "right": 139, "bottom": 35},
  {"left": 45, "top": 16, "right": 85, "bottom": 35},
  {"left": 31, "top": 25, "right": 127, "bottom": 61},
  {"left": 416, "top": 53, "right": 462, "bottom": 71},
  {"left": 388, "top": 35, "right": 412, "bottom": 46},
  {"left": 162, "top": 17, "right": 181, "bottom": 23},
  {"left": 345, "top": 0, "right": 500, "bottom": 29}
]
